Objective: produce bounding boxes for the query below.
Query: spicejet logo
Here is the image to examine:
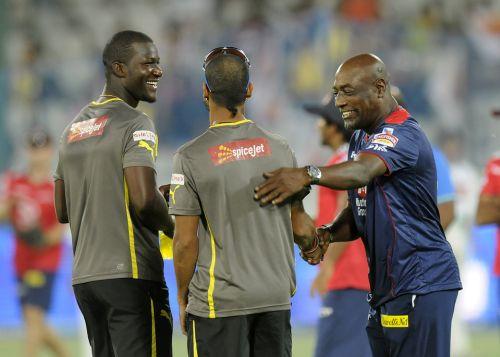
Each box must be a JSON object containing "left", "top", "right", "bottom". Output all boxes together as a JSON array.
[
  {"left": 67, "top": 115, "right": 109, "bottom": 143},
  {"left": 208, "top": 138, "right": 271, "bottom": 166}
]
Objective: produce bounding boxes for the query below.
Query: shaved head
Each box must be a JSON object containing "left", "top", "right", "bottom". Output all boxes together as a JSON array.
[{"left": 333, "top": 53, "right": 397, "bottom": 132}]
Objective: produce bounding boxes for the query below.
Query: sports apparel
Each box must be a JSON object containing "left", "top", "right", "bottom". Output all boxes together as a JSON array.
[
  {"left": 0, "top": 172, "right": 62, "bottom": 276},
  {"left": 348, "top": 106, "right": 462, "bottom": 308},
  {"left": 480, "top": 154, "right": 500, "bottom": 275},
  {"left": 169, "top": 119, "right": 297, "bottom": 318},
  {"left": 55, "top": 98, "right": 164, "bottom": 285},
  {"left": 187, "top": 311, "right": 291, "bottom": 357},
  {"left": 433, "top": 147, "right": 455, "bottom": 204},
  {"left": 73, "top": 279, "right": 172, "bottom": 357},
  {"left": 314, "top": 290, "right": 371, "bottom": 357},
  {"left": 316, "top": 145, "right": 369, "bottom": 291},
  {"left": 366, "top": 290, "right": 458, "bottom": 357},
  {"left": 17, "top": 271, "right": 56, "bottom": 311}
]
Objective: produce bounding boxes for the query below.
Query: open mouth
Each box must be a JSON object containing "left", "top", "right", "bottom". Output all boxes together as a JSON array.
[
  {"left": 146, "top": 80, "right": 158, "bottom": 90},
  {"left": 342, "top": 110, "right": 356, "bottom": 119}
]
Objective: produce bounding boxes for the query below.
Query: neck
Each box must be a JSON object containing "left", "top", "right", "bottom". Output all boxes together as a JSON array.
[
  {"left": 209, "top": 104, "right": 246, "bottom": 126},
  {"left": 100, "top": 82, "right": 139, "bottom": 108},
  {"left": 366, "top": 98, "right": 398, "bottom": 134},
  {"left": 28, "top": 165, "right": 50, "bottom": 183}
]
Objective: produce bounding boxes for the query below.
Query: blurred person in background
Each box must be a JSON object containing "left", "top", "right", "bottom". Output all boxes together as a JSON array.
[
  {"left": 0, "top": 130, "right": 68, "bottom": 357},
  {"left": 170, "top": 47, "right": 320, "bottom": 357},
  {"left": 475, "top": 151, "right": 500, "bottom": 321},
  {"left": 255, "top": 53, "right": 462, "bottom": 357},
  {"left": 304, "top": 93, "right": 371, "bottom": 357},
  {"left": 54, "top": 30, "right": 174, "bottom": 357}
]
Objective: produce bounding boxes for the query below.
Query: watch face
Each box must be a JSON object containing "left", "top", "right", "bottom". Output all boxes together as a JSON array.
[{"left": 308, "top": 165, "right": 321, "bottom": 181}]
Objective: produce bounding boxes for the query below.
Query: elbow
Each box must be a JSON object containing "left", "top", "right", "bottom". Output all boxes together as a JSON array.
[{"left": 132, "top": 193, "right": 157, "bottom": 219}]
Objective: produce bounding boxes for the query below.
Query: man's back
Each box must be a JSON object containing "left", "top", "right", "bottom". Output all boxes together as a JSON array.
[
  {"left": 55, "top": 98, "right": 164, "bottom": 284},
  {"left": 169, "top": 119, "right": 297, "bottom": 318}
]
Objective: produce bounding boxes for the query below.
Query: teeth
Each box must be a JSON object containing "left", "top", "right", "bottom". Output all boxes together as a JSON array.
[
  {"left": 146, "top": 81, "right": 158, "bottom": 89},
  {"left": 342, "top": 111, "right": 354, "bottom": 119}
]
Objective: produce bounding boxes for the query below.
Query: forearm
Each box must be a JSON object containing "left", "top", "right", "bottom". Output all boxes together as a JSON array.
[
  {"left": 325, "top": 206, "right": 359, "bottom": 242},
  {"left": 137, "top": 192, "right": 175, "bottom": 235},
  {"left": 476, "top": 196, "right": 500, "bottom": 225},
  {"left": 318, "top": 161, "right": 373, "bottom": 190},
  {"left": 291, "top": 202, "right": 317, "bottom": 250},
  {"left": 173, "top": 233, "right": 198, "bottom": 302},
  {"left": 43, "top": 224, "right": 64, "bottom": 246},
  {"left": 438, "top": 200, "right": 455, "bottom": 231}
]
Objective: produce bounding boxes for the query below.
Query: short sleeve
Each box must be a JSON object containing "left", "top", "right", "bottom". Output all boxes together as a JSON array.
[
  {"left": 168, "top": 151, "right": 202, "bottom": 216},
  {"left": 481, "top": 159, "right": 500, "bottom": 196},
  {"left": 123, "top": 115, "right": 158, "bottom": 170},
  {"left": 433, "top": 147, "right": 455, "bottom": 203},
  {"left": 361, "top": 125, "right": 418, "bottom": 175},
  {"left": 54, "top": 154, "right": 64, "bottom": 181}
]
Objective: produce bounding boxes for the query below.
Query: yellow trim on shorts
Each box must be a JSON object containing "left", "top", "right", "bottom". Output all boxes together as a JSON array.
[
  {"left": 124, "top": 178, "right": 138, "bottom": 278},
  {"left": 151, "top": 299, "right": 157, "bottom": 357},
  {"left": 206, "top": 219, "right": 217, "bottom": 318},
  {"left": 90, "top": 97, "right": 123, "bottom": 106},
  {"left": 192, "top": 320, "right": 198, "bottom": 357},
  {"left": 209, "top": 118, "right": 253, "bottom": 128}
]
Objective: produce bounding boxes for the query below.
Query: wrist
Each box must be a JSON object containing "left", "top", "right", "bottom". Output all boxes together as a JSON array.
[{"left": 305, "top": 165, "right": 322, "bottom": 185}]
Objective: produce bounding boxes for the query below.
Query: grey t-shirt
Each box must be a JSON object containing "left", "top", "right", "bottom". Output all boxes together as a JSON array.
[
  {"left": 169, "top": 119, "right": 297, "bottom": 318},
  {"left": 55, "top": 98, "right": 164, "bottom": 285}
]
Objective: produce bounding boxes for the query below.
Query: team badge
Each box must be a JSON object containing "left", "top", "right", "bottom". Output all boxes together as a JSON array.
[
  {"left": 67, "top": 115, "right": 109, "bottom": 143},
  {"left": 208, "top": 138, "right": 271, "bottom": 166}
]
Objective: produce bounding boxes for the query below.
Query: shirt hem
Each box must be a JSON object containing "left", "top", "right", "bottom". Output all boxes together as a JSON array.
[
  {"left": 186, "top": 303, "right": 291, "bottom": 318},
  {"left": 72, "top": 272, "right": 164, "bottom": 285}
]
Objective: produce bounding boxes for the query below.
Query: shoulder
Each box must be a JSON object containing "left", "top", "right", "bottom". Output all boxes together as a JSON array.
[{"left": 174, "top": 130, "right": 212, "bottom": 158}]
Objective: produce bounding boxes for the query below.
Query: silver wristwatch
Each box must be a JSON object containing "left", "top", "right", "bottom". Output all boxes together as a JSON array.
[{"left": 305, "top": 165, "right": 322, "bottom": 185}]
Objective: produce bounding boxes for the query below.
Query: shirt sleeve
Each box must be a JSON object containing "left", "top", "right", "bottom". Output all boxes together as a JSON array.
[
  {"left": 433, "top": 147, "right": 455, "bottom": 203},
  {"left": 168, "top": 151, "right": 202, "bottom": 216},
  {"left": 360, "top": 125, "right": 418, "bottom": 175},
  {"left": 123, "top": 114, "right": 158, "bottom": 170},
  {"left": 481, "top": 159, "right": 500, "bottom": 196}
]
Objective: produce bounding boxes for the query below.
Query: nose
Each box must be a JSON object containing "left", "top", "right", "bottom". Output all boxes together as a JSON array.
[
  {"left": 152, "top": 65, "right": 163, "bottom": 78},
  {"left": 335, "top": 94, "right": 346, "bottom": 109}
]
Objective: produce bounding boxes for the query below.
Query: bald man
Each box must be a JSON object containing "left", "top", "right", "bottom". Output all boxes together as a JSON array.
[{"left": 254, "top": 54, "right": 462, "bottom": 357}]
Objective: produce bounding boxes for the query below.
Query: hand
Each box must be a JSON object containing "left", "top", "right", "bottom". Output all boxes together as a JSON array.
[
  {"left": 317, "top": 225, "right": 333, "bottom": 246},
  {"left": 299, "top": 236, "right": 327, "bottom": 265},
  {"left": 177, "top": 295, "right": 188, "bottom": 336},
  {"left": 254, "top": 167, "right": 310, "bottom": 206},
  {"left": 310, "top": 267, "right": 333, "bottom": 298},
  {"left": 159, "top": 184, "right": 171, "bottom": 204}
]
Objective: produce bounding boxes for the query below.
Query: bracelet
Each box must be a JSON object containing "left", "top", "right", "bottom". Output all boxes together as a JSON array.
[{"left": 302, "top": 235, "right": 320, "bottom": 255}]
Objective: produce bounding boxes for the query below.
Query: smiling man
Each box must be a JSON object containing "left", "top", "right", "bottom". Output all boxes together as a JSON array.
[
  {"left": 54, "top": 31, "right": 174, "bottom": 357},
  {"left": 254, "top": 54, "right": 462, "bottom": 357}
]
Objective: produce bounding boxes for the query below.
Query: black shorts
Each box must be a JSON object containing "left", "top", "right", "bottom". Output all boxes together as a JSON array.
[
  {"left": 73, "top": 278, "right": 172, "bottom": 357},
  {"left": 187, "top": 310, "right": 291, "bottom": 357},
  {"left": 17, "top": 270, "right": 56, "bottom": 311}
]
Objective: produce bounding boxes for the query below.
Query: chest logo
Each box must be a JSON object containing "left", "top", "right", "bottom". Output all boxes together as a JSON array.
[
  {"left": 356, "top": 186, "right": 367, "bottom": 216},
  {"left": 208, "top": 138, "right": 271, "bottom": 166},
  {"left": 67, "top": 115, "right": 109, "bottom": 143}
]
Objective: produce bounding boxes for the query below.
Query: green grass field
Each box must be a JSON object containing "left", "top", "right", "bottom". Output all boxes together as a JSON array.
[{"left": 0, "top": 327, "right": 498, "bottom": 356}]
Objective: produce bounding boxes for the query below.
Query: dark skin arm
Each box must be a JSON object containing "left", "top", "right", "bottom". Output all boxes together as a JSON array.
[
  {"left": 317, "top": 203, "right": 360, "bottom": 244},
  {"left": 438, "top": 200, "right": 455, "bottom": 231},
  {"left": 173, "top": 215, "right": 199, "bottom": 335},
  {"left": 54, "top": 179, "right": 68, "bottom": 224},
  {"left": 475, "top": 194, "right": 500, "bottom": 225},
  {"left": 255, "top": 153, "right": 387, "bottom": 205},
  {"left": 124, "top": 166, "right": 174, "bottom": 236}
]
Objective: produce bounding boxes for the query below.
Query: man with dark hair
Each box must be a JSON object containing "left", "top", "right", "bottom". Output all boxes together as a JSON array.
[
  {"left": 54, "top": 30, "right": 174, "bottom": 357},
  {"left": 0, "top": 130, "right": 68, "bottom": 357},
  {"left": 255, "top": 54, "right": 462, "bottom": 357},
  {"left": 169, "top": 47, "right": 321, "bottom": 357},
  {"left": 304, "top": 94, "right": 371, "bottom": 357}
]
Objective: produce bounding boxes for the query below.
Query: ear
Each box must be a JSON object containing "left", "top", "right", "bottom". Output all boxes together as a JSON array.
[
  {"left": 111, "top": 61, "right": 127, "bottom": 78},
  {"left": 246, "top": 82, "right": 253, "bottom": 98},
  {"left": 375, "top": 78, "right": 386, "bottom": 98},
  {"left": 202, "top": 83, "right": 210, "bottom": 100}
]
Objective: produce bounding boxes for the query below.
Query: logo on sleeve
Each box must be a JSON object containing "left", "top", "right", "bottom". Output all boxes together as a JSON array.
[
  {"left": 133, "top": 130, "right": 156, "bottom": 144},
  {"left": 170, "top": 174, "right": 185, "bottom": 186},
  {"left": 67, "top": 115, "right": 109, "bottom": 143},
  {"left": 370, "top": 127, "right": 398, "bottom": 148},
  {"left": 208, "top": 138, "right": 271, "bottom": 166}
]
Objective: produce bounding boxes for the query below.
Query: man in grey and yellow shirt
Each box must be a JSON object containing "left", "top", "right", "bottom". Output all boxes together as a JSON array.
[
  {"left": 170, "top": 47, "right": 321, "bottom": 357},
  {"left": 54, "top": 31, "right": 174, "bottom": 357}
]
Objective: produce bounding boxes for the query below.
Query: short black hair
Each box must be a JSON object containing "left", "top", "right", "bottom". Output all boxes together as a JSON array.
[
  {"left": 102, "top": 30, "right": 153, "bottom": 76},
  {"left": 205, "top": 55, "right": 249, "bottom": 117}
]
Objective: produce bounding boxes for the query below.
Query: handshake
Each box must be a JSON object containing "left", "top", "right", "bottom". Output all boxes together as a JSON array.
[{"left": 299, "top": 224, "right": 334, "bottom": 265}]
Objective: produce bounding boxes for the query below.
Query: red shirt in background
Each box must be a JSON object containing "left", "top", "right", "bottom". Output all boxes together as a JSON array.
[
  {"left": 2, "top": 172, "right": 63, "bottom": 276},
  {"left": 315, "top": 145, "right": 370, "bottom": 291},
  {"left": 480, "top": 155, "right": 500, "bottom": 276}
]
